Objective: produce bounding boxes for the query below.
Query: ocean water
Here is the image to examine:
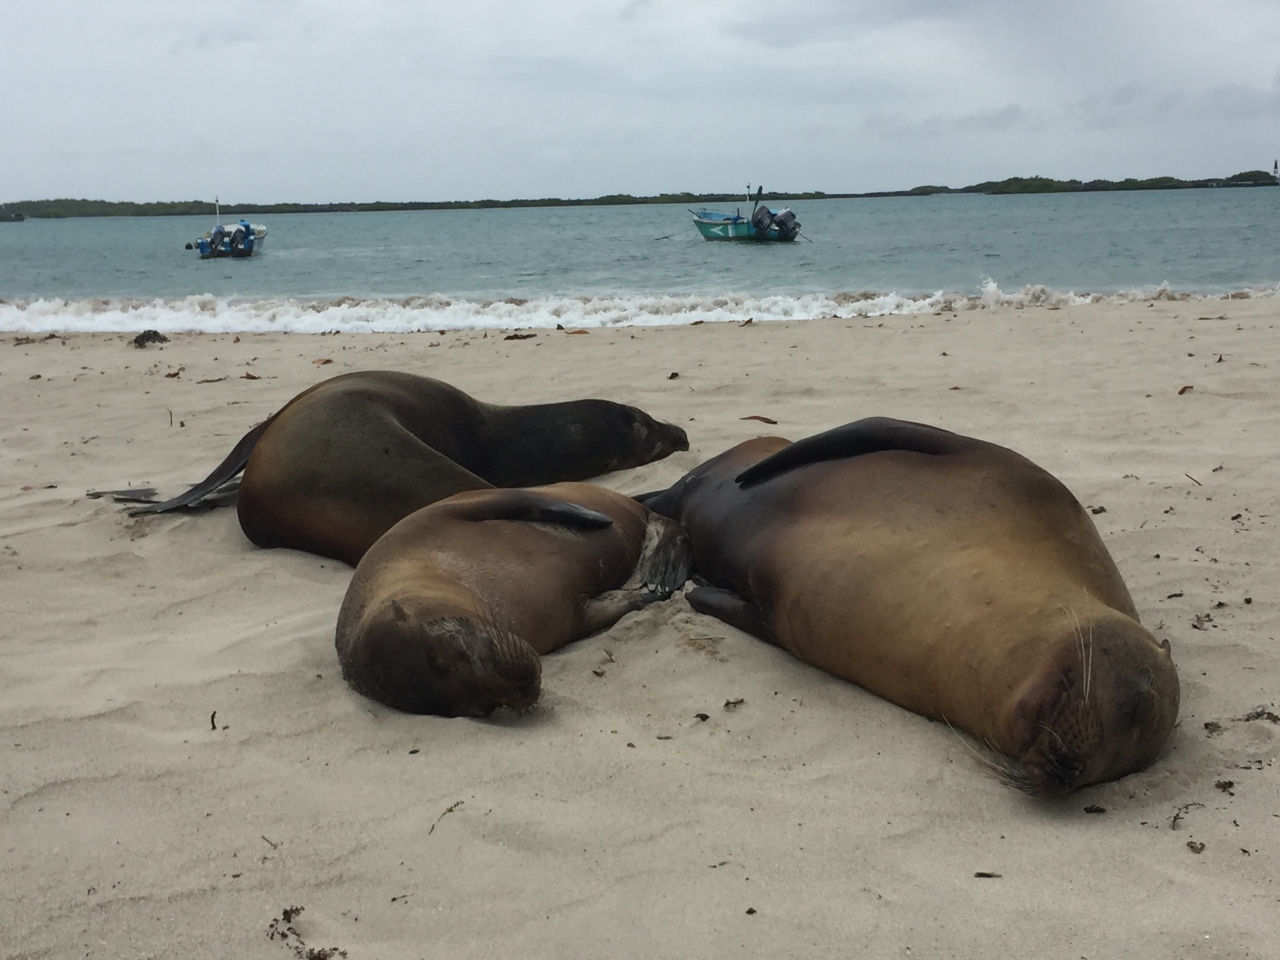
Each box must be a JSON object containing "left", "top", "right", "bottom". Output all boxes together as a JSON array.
[{"left": 2, "top": 189, "right": 1278, "bottom": 333}]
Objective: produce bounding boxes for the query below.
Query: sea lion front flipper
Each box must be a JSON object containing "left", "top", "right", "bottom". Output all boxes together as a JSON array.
[
  {"left": 631, "top": 488, "right": 668, "bottom": 506},
  {"left": 453, "top": 489, "right": 614, "bottom": 530},
  {"left": 622, "top": 514, "right": 691, "bottom": 596},
  {"left": 577, "top": 588, "right": 668, "bottom": 637},
  {"left": 686, "top": 586, "right": 776, "bottom": 645},
  {"left": 128, "top": 419, "right": 272, "bottom": 515},
  {"left": 735, "top": 417, "right": 966, "bottom": 489}
]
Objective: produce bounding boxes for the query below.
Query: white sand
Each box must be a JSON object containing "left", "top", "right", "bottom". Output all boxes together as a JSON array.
[{"left": 2, "top": 300, "right": 1277, "bottom": 959}]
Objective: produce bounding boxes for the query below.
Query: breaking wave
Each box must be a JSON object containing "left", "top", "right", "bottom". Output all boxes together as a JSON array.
[{"left": 0, "top": 280, "right": 1273, "bottom": 334}]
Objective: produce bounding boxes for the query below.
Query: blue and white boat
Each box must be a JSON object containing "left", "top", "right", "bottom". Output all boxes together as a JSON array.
[
  {"left": 190, "top": 219, "right": 267, "bottom": 259},
  {"left": 187, "top": 199, "right": 267, "bottom": 259}
]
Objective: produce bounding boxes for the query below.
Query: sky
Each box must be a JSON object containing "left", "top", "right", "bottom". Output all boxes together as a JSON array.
[{"left": 5, "top": 0, "right": 1280, "bottom": 203}]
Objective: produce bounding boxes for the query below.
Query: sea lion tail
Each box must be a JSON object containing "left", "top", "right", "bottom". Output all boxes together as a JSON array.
[{"left": 128, "top": 418, "right": 272, "bottom": 515}]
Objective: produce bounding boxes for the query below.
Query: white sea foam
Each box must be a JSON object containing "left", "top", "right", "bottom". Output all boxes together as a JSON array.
[{"left": 0, "top": 283, "right": 1272, "bottom": 334}]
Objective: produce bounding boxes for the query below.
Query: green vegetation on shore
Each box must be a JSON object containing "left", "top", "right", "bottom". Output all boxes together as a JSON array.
[
  {"left": 4, "top": 171, "right": 1275, "bottom": 218},
  {"left": 885, "top": 169, "right": 1279, "bottom": 197}
]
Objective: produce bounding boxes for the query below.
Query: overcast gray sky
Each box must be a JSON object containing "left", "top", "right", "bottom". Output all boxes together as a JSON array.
[{"left": 5, "top": 0, "right": 1279, "bottom": 203}]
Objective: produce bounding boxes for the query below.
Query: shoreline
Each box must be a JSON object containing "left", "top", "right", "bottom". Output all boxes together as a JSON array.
[
  {"left": 3, "top": 299, "right": 1277, "bottom": 957},
  {"left": 4, "top": 171, "right": 1276, "bottom": 218},
  {"left": 3, "top": 284, "right": 1278, "bottom": 336}
]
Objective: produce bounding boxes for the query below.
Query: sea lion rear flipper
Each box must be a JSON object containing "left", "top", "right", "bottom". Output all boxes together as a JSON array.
[
  {"left": 86, "top": 486, "right": 160, "bottom": 503},
  {"left": 735, "top": 417, "right": 966, "bottom": 488},
  {"left": 455, "top": 489, "right": 614, "bottom": 530},
  {"left": 686, "top": 586, "right": 776, "bottom": 645},
  {"left": 128, "top": 419, "right": 271, "bottom": 515}
]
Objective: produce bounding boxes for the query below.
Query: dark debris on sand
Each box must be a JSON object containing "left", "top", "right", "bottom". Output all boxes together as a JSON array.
[{"left": 267, "top": 905, "right": 348, "bottom": 960}]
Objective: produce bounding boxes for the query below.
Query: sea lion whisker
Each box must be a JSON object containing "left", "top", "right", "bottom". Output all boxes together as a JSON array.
[
  {"left": 941, "top": 716, "right": 1029, "bottom": 790},
  {"left": 1036, "top": 720, "right": 1067, "bottom": 748},
  {"left": 1061, "top": 602, "right": 1090, "bottom": 704},
  {"left": 1077, "top": 588, "right": 1096, "bottom": 704},
  {"left": 1085, "top": 620, "right": 1095, "bottom": 705}
]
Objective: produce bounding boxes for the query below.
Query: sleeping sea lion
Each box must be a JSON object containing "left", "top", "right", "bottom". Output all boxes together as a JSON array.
[
  {"left": 641, "top": 418, "right": 1179, "bottom": 796},
  {"left": 131, "top": 371, "right": 688, "bottom": 565},
  {"left": 335, "top": 482, "right": 690, "bottom": 716}
]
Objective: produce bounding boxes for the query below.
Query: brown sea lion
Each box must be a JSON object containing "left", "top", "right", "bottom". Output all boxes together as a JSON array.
[
  {"left": 130, "top": 371, "right": 688, "bottom": 565},
  {"left": 641, "top": 418, "right": 1179, "bottom": 796},
  {"left": 335, "top": 482, "right": 690, "bottom": 716}
]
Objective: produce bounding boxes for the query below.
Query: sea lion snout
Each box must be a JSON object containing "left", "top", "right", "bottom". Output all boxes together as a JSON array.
[
  {"left": 622, "top": 410, "right": 688, "bottom": 469},
  {"left": 338, "top": 604, "right": 542, "bottom": 717},
  {"left": 1009, "top": 620, "right": 1180, "bottom": 795},
  {"left": 650, "top": 418, "right": 690, "bottom": 456}
]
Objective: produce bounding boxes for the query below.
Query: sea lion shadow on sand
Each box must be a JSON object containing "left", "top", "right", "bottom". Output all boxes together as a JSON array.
[
  {"left": 336, "top": 483, "right": 691, "bottom": 718},
  {"left": 120, "top": 370, "right": 689, "bottom": 565},
  {"left": 641, "top": 417, "right": 1180, "bottom": 797}
]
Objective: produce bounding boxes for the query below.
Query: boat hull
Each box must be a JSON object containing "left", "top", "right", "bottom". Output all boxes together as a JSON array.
[
  {"left": 694, "top": 218, "right": 755, "bottom": 240},
  {"left": 692, "top": 212, "right": 797, "bottom": 242}
]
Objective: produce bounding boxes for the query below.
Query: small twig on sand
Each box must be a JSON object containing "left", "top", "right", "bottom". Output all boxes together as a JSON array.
[
  {"left": 428, "top": 800, "right": 464, "bottom": 836},
  {"left": 1170, "top": 802, "right": 1203, "bottom": 830}
]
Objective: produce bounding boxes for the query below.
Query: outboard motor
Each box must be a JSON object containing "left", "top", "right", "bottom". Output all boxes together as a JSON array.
[
  {"left": 208, "top": 225, "right": 226, "bottom": 255},
  {"left": 229, "top": 225, "right": 247, "bottom": 252},
  {"left": 772, "top": 207, "right": 800, "bottom": 241},
  {"left": 750, "top": 204, "right": 775, "bottom": 239}
]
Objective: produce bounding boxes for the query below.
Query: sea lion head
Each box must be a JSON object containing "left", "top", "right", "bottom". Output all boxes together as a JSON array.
[
  {"left": 618, "top": 404, "right": 689, "bottom": 468},
  {"left": 1005, "top": 618, "right": 1180, "bottom": 796},
  {"left": 488, "top": 400, "right": 689, "bottom": 486},
  {"left": 339, "top": 599, "right": 542, "bottom": 717},
  {"left": 558, "top": 401, "right": 688, "bottom": 475}
]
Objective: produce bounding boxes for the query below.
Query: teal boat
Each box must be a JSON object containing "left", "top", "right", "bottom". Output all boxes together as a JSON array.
[{"left": 691, "top": 186, "right": 800, "bottom": 242}]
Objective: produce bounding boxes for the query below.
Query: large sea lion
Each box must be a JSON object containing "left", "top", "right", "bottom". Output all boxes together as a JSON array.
[
  {"left": 131, "top": 371, "right": 688, "bottom": 565},
  {"left": 642, "top": 418, "right": 1180, "bottom": 796},
  {"left": 335, "top": 482, "right": 690, "bottom": 716}
]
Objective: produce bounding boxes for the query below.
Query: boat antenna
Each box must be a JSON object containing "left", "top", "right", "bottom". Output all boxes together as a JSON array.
[
  {"left": 215, "top": 195, "right": 220, "bottom": 223},
  {"left": 750, "top": 185, "right": 763, "bottom": 216}
]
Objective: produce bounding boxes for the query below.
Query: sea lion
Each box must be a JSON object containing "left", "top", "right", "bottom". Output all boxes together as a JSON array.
[
  {"left": 335, "top": 482, "right": 690, "bottom": 716},
  {"left": 130, "top": 371, "right": 688, "bottom": 565},
  {"left": 642, "top": 418, "right": 1179, "bottom": 795}
]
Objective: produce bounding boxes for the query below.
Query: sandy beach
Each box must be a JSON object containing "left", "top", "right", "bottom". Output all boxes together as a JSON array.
[{"left": 2, "top": 299, "right": 1277, "bottom": 959}]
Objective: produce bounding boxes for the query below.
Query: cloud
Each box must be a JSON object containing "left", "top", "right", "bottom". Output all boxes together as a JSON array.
[{"left": 4, "top": 0, "right": 1280, "bottom": 200}]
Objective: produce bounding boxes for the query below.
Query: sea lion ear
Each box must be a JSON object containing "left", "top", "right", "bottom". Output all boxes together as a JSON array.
[
  {"left": 735, "top": 417, "right": 964, "bottom": 488},
  {"left": 453, "top": 489, "right": 613, "bottom": 529},
  {"left": 1159, "top": 638, "right": 1172, "bottom": 656}
]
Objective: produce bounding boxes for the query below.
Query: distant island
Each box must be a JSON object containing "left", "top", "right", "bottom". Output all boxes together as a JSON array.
[{"left": 3, "top": 170, "right": 1275, "bottom": 218}]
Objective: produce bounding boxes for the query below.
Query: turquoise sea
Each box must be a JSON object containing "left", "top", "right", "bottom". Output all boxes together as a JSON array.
[{"left": 2, "top": 189, "right": 1278, "bottom": 333}]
